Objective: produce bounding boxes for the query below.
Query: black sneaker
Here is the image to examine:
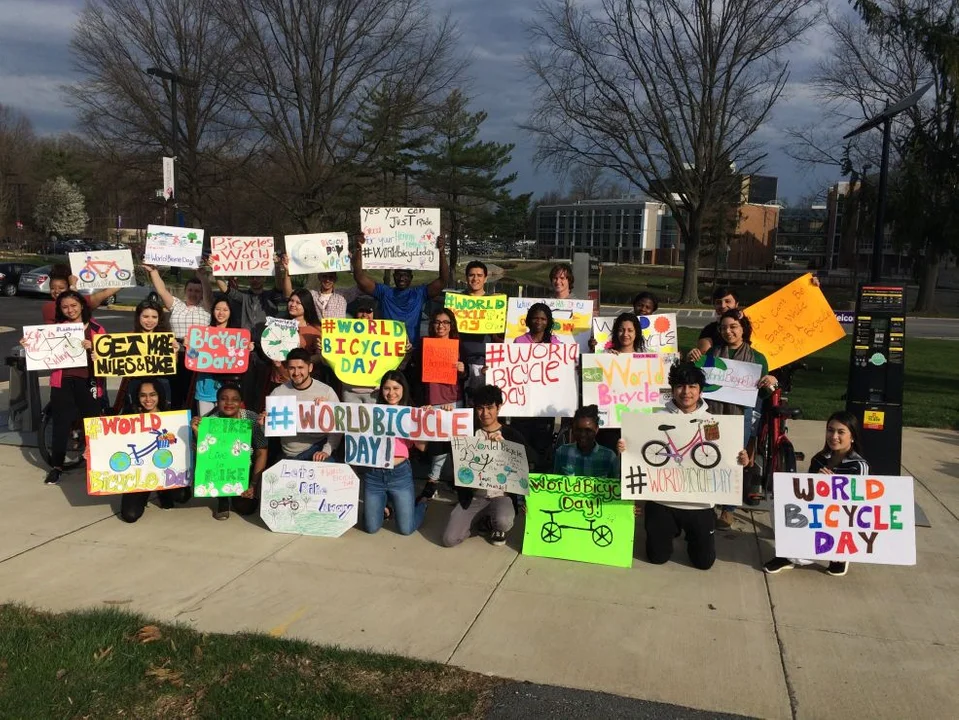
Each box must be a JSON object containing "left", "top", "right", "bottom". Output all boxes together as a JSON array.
[
  {"left": 826, "top": 561, "right": 849, "bottom": 577},
  {"left": 416, "top": 481, "right": 438, "bottom": 504},
  {"left": 477, "top": 515, "right": 493, "bottom": 537},
  {"left": 763, "top": 557, "right": 795, "bottom": 574},
  {"left": 490, "top": 530, "right": 507, "bottom": 546},
  {"left": 213, "top": 497, "right": 230, "bottom": 521},
  {"left": 44, "top": 469, "right": 62, "bottom": 485}
]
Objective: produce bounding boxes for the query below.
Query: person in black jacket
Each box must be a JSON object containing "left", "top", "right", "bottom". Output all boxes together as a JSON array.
[{"left": 442, "top": 385, "right": 537, "bottom": 548}]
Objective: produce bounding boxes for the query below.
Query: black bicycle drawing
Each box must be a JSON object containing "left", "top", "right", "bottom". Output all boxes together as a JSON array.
[
  {"left": 269, "top": 495, "right": 300, "bottom": 511},
  {"left": 539, "top": 509, "right": 613, "bottom": 547},
  {"left": 641, "top": 418, "right": 720, "bottom": 469}
]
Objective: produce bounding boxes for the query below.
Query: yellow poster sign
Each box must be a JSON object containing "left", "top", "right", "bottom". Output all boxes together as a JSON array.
[
  {"left": 863, "top": 410, "right": 885, "bottom": 430},
  {"left": 744, "top": 274, "right": 846, "bottom": 371},
  {"left": 444, "top": 293, "right": 507, "bottom": 334},
  {"left": 504, "top": 297, "right": 594, "bottom": 350},
  {"left": 320, "top": 318, "right": 407, "bottom": 386},
  {"left": 93, "top": 332, "right": 177, "bottom": 377}
]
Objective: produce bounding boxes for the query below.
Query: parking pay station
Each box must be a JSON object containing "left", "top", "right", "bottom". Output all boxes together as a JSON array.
[{"left": 845, "top": 285, "right": 905, "bottom": 475}]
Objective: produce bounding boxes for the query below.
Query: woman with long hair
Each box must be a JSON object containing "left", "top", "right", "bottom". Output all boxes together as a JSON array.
[
  {"left": 270, "top": 289, "right": 323, "bottom": 386},
  {"left": 605, "top": 312, "right": 646, "bottom": 354},
  {"left": 192, "top": 295, "right": 243, "bottom": 417},
  {"left": 126, "top": 299, "right": 178, "bottom": 410}
]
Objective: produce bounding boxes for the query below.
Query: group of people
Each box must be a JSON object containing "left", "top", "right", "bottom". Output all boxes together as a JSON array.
[{"left": 30, "top": 234, "right": 867, "bottom": 576}]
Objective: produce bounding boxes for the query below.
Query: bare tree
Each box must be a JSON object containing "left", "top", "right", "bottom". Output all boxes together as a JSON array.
[
  {"left": 567, "top": 164, "right": 625, "bottom": 201},
  {"left": 0, "top": 105, "right": 36, "bottom": 235},
  {"left": 524, "top": 0, "right": 818, "bottom": 303}
]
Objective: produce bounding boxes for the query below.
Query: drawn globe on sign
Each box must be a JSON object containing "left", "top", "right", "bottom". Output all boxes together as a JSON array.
[
  {"left": 457, "top": 467, "right": 475, "bottom": 485},
  {"left": 495, "top": 473, "right": 508, "bottom": 485},
  {"left": 694, "top": 355, "right": 726, "bottom": 393},
  {"left": 291, "top": 239, "right": 323, "bottom": 271}
]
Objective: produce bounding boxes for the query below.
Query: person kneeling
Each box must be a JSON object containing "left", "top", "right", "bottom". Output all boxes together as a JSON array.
[{"left": 442, "top": 385, "right": 536, "bottom": 548}]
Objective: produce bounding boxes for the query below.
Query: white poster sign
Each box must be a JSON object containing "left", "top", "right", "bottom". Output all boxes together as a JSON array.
[
  {"left": 69, "top": 250, "right": 136, "bottom": 290},
  {"left": 581, "top": 353, "right": 668, "bottom": 428},
  {"left": 210, "top": 236, "right": 275, "bottom": 276},
  {"left": 162, "top": 156, "right": 175, "bottom": 200},
  {"left": 620, "top": 413, "right": 744, "bottom": 505},
  {"left": 22, "top": 323, "right": 87, "bottom": 371},
  {"left": 359, "top": 207, "right": 440, "bottom": 270},
  {"left": 144, "top": 224, "right": 205, "bottom": 269},
  {"left": 485, "top": 342, "right": 579, "bottom": 417},
  {"left": 285, "top": 232, "right": 351, "bottom": 274},
  {"left": 697, "top": 356, "right": 762, "bottom": 407},
  {"left": 505, "top": 297, "right": 594, "bottom": 351},
  {"left": 452, "top": 436, "right": 530, "bottom": 495},
  {"left": 260, "top": 459, "right": 360, "bottom": 538},
  {"left": 592, "top": 313, "right": 678, "bottom": 353},
  {"left": 260, "top": 317, "right": 300, "bottom": 361}
]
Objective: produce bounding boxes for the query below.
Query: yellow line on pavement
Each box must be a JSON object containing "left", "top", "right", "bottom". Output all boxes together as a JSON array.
[{"left": 268, "top": 606, "right": 309, "bottom": 637}]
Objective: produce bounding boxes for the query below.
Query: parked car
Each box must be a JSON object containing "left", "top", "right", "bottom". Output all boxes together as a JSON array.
[
  {"left": 0, "top": 262, "right": 36, "bottom": 296},
  {"left": 17, "top": 265, "right": 116, "bottom": 305}
]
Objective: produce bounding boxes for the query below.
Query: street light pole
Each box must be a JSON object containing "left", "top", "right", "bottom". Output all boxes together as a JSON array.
[{"left": 145, "top": 67, "right": 194, "bottom": 221}]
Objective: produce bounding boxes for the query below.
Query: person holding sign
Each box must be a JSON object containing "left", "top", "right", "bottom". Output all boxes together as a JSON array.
[
  {"left": 688, "top": 287, "right": 740, "bottom": 363},
  {"left": 443, "top": 384, "right": 535, "bottom": 548},
  {"left": 632, "top": 291, "right": 659, "bottom": 316},
  {"left": 41, "top": 264, "right": 120, "bottom": 325},
  {"left": 119, "top": 298, "right": 180, "bottom": 410},
  {"left": 194, "top": 296, "right": 243, "bottom": 417},
  {"left": 337, "top": 298, "right": 380, "bottom": 404},
  {"left": 554, "top": 405, "right": 620, "bottom": 479},
  {"left": 269, "top": 290, "right": 323, "bottom": 386},
  {"left": 350, "top": 233, "right": 450, "bottom": 345},
  {"left": 452, "top": 260, "right": 505, "bottom": 403},
  {"left": 764, "top": 411, "right": 869, "bottom": 578},
  {"left": 278, "top": 257, "right": 349, "bottom": 319}
]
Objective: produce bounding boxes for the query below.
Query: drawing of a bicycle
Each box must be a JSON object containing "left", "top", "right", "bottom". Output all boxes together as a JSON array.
[
  {"left": 540, "top": 509, "right": 613, "bottom": 547},
  {"left": 641, "top": 419, "right": 720, "bottom": 469},
  {"left": 269, "top": 495, "right": 300, "bottom": 511},
  {"left": 78, "top": 256, "right": 131, "bottom": 283},
  {"left": 109, "top": 429, "right": 177, "bottom": 472}
]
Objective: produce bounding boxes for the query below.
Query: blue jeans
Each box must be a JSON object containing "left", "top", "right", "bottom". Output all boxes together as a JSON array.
[{"left": 363, "top": 461, "right": 426, "bottom": 536}]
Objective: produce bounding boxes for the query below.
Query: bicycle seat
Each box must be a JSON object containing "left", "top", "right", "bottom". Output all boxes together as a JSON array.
[
  {"left": 772, "top": 407, "right": 802, "bottom": 419},
  {"left": 657, "top": 424, "right": 675, "bottom": 431}
]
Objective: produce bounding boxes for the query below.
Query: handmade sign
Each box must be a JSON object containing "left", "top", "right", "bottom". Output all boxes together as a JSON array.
[
  {"left": 344, "top": 434, "right": 394, "bottom": 469},
  {"left": 592, "top": 313, "right": 678, "bottom": 354},
  {"left": 444, "top": 293, "right": 508, "bottom": 334},
  {"left": 359, "top": 206, "right": 441, "bottom": 270},
  {"left": 695, "top": 355, "right": 762, "bottom": 407},
  {"left": 773, "top": 473, "right": 916, "bottom": 565},
  {"left": 84, "top": 410, "right": 192, "bottom": 495},
  {"left": 744, "top": 273, "right": 845, "bottom": 371},
  {"left": 422, "top": 338, "right": 459, "bottom": 384},
  {"left": 485, "top": 342, "right": 579, "bottom": 417},
  {"left": 505, "top": 297, "right": 594, "bottom": 350},
  {"left": 69, "top": 249, "right": 135, "bottom": 290},
  {"left": 184, "top": 326, "right": 251, "bottom": 373},
  {"left": 92, "top": 332, "right": 177, "bottom": 377},
  {"left": 581, "top": 353, "right": 668, "bottom": 428},
  {"left": 209, "top": 236, "right": 274, "bottom": 276},
  {"left": 260, "top": 317, "right": 299, "bottom": 361},
  {"left": 523, "top": 473, "right": 634, "bottom": 568},
  {"left": 319, "top": 317, "right": 407, "bottom": 386},
  {"left": 144, "top": 224, "right": 205, "bottom": 268},
  {"left": 452, "top": 436, "right": 530, "bottom": 495},
  {"left": 619, "top": 413, "right": 744, "bottom": 505},
  {"left": 21, "top": 323, "right": 86, "bottom": 371},
  {"left": 285, "top": 232, "right": 350, "bottom": 274},
  {"left": 194, "top": 417, "right": 253, "bottom": 498},
  {"left": 260, "top": 459, "right": 360, "bottom": 537}
]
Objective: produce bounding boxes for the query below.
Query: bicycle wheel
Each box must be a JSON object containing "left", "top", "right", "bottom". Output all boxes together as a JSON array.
[
  {"left": 152, "top": 448, "right": 174, "bottom": 469},
  {"left": 115, "top": 269, "right": 132, "bottom": 281},
  {"left": 641, "top": 440, "right": 670, "bottom": 466},
  {"left": 78, "top": 269, "right": 95, "bottom": 283},
  {"left": 39, "top": 411, "right": 86, "bottom": 471},
  {"left": 541, "top": 521, "right": 562, "bottom": 543},
  {"left": 691, "top": 441, "right": 721, "bottom": 469},
  {"left": 774, "top": 439, "right": 797, "bottom": 475},
  {"left": 591, "top": 525, "right": 613, "bottom": 547}
]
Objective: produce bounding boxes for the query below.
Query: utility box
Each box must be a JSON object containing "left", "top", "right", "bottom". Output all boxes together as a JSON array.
[{"left": 845, "top": 284, "right": 905, "bottom": 474}]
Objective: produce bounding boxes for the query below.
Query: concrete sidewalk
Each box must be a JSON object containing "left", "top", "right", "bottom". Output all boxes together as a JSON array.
[{"left": 0, "top": 419, "right": 956, "bottom": 719}]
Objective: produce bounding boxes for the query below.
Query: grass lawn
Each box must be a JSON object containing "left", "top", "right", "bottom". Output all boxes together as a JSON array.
[{"left": 0, "top": 604, "right": 499, "bottom": 719}]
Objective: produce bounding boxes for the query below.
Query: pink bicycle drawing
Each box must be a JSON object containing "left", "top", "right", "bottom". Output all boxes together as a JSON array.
[
  {"left": 641, "top": 418, "right": 721, "bottom": 469},
  {"left": 78, "top": 256, "right": 132, "bottom": 283}
]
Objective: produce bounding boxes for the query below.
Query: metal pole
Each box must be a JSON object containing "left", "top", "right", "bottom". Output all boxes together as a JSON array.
[
  {"left": 872, "top": 119, "right": 891, "bottom": 282},
  {"left": 171, "top": 76, "right": 179, "bottom": 223}
]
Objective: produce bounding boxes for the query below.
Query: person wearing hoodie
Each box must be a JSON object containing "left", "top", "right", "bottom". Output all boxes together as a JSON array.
[{"left": 617, "top": 362, "right": 749, "bottom": 570}]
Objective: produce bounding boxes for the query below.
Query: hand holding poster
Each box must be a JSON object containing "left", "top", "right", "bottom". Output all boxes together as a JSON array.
[
  {"left": 523, "top": 474, "right": 634, "bottom": 568},
  {"left": 695, "top": 355, "right": 762, "bottom": 407},
  {"left": 444, "top": 294, "right": 507, "bottom": 334},
  {"left": 592, "top": 313, "right": 678, "bottom": 354},
  {"left": 144, "top": 224, "right": 205, "bottom": 269},
  {"left": 744, "top": 273, "right": 845, "bottom": 370},
  {"left": 285, "top": 232, "right": 350, "bottom": 274},
  {"left": 84, "top": 410, "right": 192, "bottom": 495},
  {"left": 359, "top": 207, "right": 441, "bottom": 270},
  {"left": 260, "top": 459, "right": 360, "bottom": 537},
  {"left": 619, "top": 413, "right": 744, "bottom": 505},
  {"left": 184, "top": 326, "right": 251, "bottom": 373},
  {"left": 69, "top": 250, "right": 135, "bottom": 290},
  {"left": 320, "top": 317, "right": 407, "bottom": 385},
  {"left": 209, "top": 236, "right": 274, "bottom": 276},
  {"left": 21, "top": 323, "right": 86, "bottom": 371},
  {"left": 772, "top": 473, "right": 915, "bottom": 565},
  {"left": 93, "top": 332, "right": 177, "bottom": 377},
  {"left": 505, "top": 297, "right": 594, "bottom": 350},
  {"left": 422, "top": 338, "right": 459, "bottom": 384},
  {"left": 260, "top": 317, "right": 299, "bottom": 361},
  {"left": 581, "top": 353, "right": 667, "bottom": 428},
  {"left": 194, "top": 417, "right": 253, "bottom": 498},
  {"left": 452, "top": 436, "right": 530, "bottom": 495},
  {"left": 485, "top": 342, "right": 579, "bottom": 417}
]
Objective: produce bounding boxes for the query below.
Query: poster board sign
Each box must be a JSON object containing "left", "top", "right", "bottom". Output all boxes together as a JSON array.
[
  {"left": 320, "top": 318, "right": 407, "bottom": 385},
  {"left": 581, "top": 353, "right": 667, "bottom": 428},
  {"left": 21, "top": 323, "right": 86, "bottom": 371},
  {"left": 452, "top": 436, "right": 530, "bottom": 495},
  {"left": 592, "top": 313, "right": 678, "bottom": 354},
  {"left": 744, "top": 273, "right": 846, "bottom": 371},
  {"left": 144, "top": 224, "right": 205, "bottom": 269},
  {"left": 485, "top": 342, "right": 579, "bottom": 417},
  {"left": 209, "top": 236, "right": 274, "bottom": 276},
  {"left": 523, "top": 474, "right": 634, "bottom": 568},
  {"left": 772, "top": 473, "right": 916, "bottom": 565},
  {"left": 422, "top": 338, "right": 459, "bottom": 384},
  {"left": 695, "top": 356, "right": 762, "bottom": 407},
  {"left": 84, "top": 410, "right": 192, "bottom": 495},
  {"left": 194, "top": 417, "right": 253, "bottom": 498},
  {"left": 69, "top": 250, "right": 135, "bottom": 290},
  {"left": 359, "top": 207, "right": 440, "bottom": 270},
  {"left": 285, "top": 232, "right": 350, "bottom": 274},
  {"left": 261, "top": 317, "right": 299, "bottom": 361},
  {"left": 444, "top": 293, "right": 507, "bottom": 334},
  {"left": 505, "top": 297, "right": 594, "bottom": 350},
  {"left": 620, "top": 413, "right": 744, "bottom": 505},
  {"left": 261, "top": 460, "right": 360, "bottom": 537},
  {"left": 92, "top": 332, "right": 177, "bottom": 377},
  {"left": 184, "top": 326, "right": 251, "bottom": 373}
]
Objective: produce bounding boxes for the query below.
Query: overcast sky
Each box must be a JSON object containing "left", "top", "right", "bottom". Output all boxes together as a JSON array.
[{"left": 0, "top": 0, "right": 856, "bottom": 205}]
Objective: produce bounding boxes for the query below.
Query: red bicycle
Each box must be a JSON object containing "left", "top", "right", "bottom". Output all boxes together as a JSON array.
[
  {"left": 747, "top": 362, "right": 805, "bottom": 504},
  {"left": 78, "top": 256, "right": 132, "bottom": 283}
]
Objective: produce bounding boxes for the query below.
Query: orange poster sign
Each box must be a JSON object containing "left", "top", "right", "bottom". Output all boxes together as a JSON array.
[
  {"left": 422, "top": 338, "right": 459, "bottom": 385},
  {"left": 744, "top": 274, "right": 846, "bottom": 371}
]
